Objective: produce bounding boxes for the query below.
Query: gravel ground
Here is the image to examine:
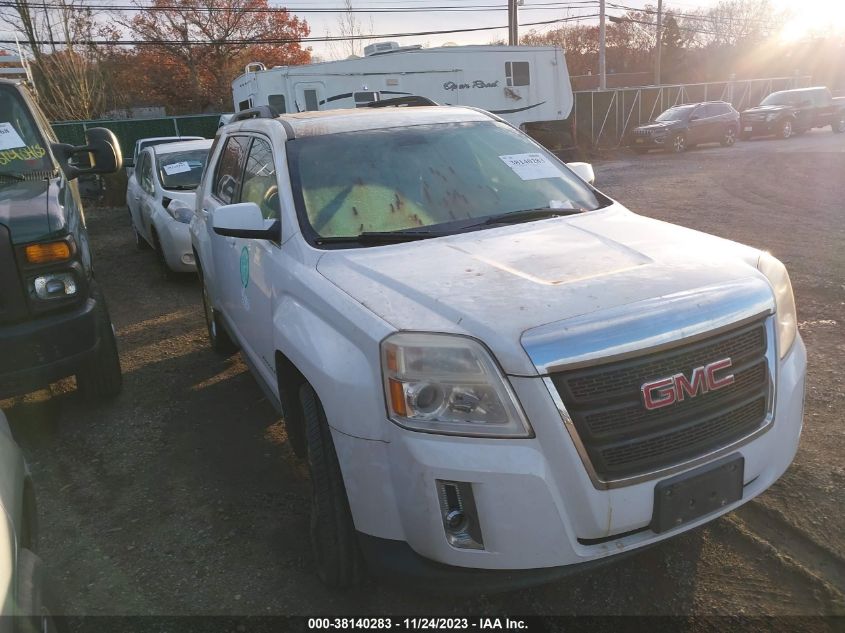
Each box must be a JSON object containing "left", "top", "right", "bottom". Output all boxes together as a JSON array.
[{"left": 2, "top": 128, "right": 844, "bottom": 621}]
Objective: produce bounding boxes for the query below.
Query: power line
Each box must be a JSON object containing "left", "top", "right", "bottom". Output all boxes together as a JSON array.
[
  {"left": 0, "top": 11, "right": 599, "bottom": 45},
  {"left": 0, "top": 0, "right": 601, "bottom": 11}
]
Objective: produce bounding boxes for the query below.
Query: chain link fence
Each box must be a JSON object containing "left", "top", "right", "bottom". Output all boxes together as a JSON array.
[{"left": 573, "top": 76, "right": 814, "bottom": 148}]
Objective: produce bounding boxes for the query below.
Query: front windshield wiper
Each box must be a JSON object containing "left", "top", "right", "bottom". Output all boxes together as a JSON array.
[
  {"left": 315, "top": 229, "right": 449, "bottom": 245},
  {"left": 481, "top": 206, "right": 586, "bottom": 225},
  {"left": 163, "top": 185, "right": 197, "bottom": 191}
]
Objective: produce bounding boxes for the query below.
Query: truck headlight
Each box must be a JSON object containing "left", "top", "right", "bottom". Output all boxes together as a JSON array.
[
  {"left": 165, "top": 199, "right": 194, "bottom": 224},
  {"left": 757, "top": 252, "right": 797, "bottom": 359},
  {"left": 31, "top": 272, "right": 77, "bottom": 300},
  {"left": 381, "top": 332, "right": 531, "bottom": 437}
]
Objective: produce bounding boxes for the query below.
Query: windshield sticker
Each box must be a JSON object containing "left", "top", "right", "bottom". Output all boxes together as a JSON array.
[
  {"left": 0, "top": 144, "right": 46, "bottom": 166},
  {"left": 0, "top": 122, "right": 26, "bottom": 150},
  {"left": 163, "top": 161, "right": 191, "bottom": 175},
  {"left": 499, "top": 153, "right": 562, "bottom": 181}
]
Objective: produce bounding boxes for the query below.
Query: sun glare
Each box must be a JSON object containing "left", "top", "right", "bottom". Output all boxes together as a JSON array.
[{"left": 777, "top": 0, "right": 845, "bottom": 41}]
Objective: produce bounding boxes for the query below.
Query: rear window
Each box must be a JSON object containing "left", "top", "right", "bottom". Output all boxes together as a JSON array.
[{"left": 157, "top": 149, "right": 210, "bottom": 190}]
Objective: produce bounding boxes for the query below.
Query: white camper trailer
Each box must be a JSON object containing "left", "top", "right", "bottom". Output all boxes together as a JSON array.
[{"left": 231, "top": 44, "right": 576, "bottom": 150}]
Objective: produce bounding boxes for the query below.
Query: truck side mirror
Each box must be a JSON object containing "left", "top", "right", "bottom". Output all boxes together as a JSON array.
[
  {"left": 51, "top": 127, "right": 123, "bottom": 180},
  {"left": 212, "top": 202, "right": 279, "bottom": 240},
  {"left": 567, "top": 162, "right": 596, "bottom": 185}
]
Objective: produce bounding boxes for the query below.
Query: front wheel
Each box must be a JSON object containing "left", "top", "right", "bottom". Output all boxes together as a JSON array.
[
  {"left": 76, "top": 291, "right": 122, "bottom": 401},
  {"left": 780, "top": 119, "right": 793, "bottom": 139},
  {"left": 721, "top": 127, "right": 737, "bottom": 147},
  {"left": 668, "top": 132, "right": 686, "bottom": 153},
  {"left": 832, "top": 114, "right": 845, "bottom": 133},
  {"left": 199, "top": 268, "right": 237, "bottom": 356},
  {"left": 300, "top": 383, "right": 363, "bottom": 588}
]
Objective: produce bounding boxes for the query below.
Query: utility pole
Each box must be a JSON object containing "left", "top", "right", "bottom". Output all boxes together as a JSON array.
[
  {"left": 508, "top": 0, "right": 519, "bottom": 45},
  {"left": 655, "top": 0, "right": 663, "bottom": 86},
  {"left": 599, "top": 0, "right": 606, "bottom": 89}
]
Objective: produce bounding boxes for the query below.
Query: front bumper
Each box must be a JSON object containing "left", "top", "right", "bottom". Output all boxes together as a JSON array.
[
  {"left": 0, "top": 298, "right": 99, "bottom": 399},
  {"left": 333, "top": 334, "right": 805, "bottom": 576},
  {"left": 628, "top": 133, "right": 668, "bottom": 149},
  {"left": 740, "top": 120, "right": 778, "bottom": 137},
  {"left": 153, "top": 215, "right": 196, "bottom": 273}
]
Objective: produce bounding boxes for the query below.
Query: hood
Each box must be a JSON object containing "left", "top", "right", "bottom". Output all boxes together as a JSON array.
[
  {"left": 0, "top": 178, "right": 66, "bottom": 245},
  {"left": 316, "top": 205, "right": 767, "bottom": 376},
  {"left": 742, "top": 104, "right": 792, "bottom": 115}
]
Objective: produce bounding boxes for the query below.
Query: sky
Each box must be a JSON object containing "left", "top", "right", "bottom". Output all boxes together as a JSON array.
[{"left": 298, "top": 0, "right": 845, "bottom": 61}]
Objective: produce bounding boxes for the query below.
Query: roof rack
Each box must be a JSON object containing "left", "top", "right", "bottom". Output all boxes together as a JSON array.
[
  {"left": 365, "top": 96, "right": 438, "bottom": 108},
  {"left": 230, "top": 105, "right": 280, "bottom": 123}
]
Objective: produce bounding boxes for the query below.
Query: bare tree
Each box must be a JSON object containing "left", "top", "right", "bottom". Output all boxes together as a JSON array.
[{"left": 326, "top": 0, "right": 374, "bottom": 60}]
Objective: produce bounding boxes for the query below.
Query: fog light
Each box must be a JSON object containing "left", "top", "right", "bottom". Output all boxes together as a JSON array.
[
  {"left": 181, "top": 253, "right": 195, "bottom": 265},
  {"left": 32, "top": 273, "right": 77, "bottom": 300},
  {"left": 436, "top": 480, "right": 484, "bottom": 550}
]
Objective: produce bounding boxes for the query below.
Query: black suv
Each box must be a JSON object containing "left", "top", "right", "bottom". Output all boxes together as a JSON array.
[
  {"left": 740, "top": 87, "right": 845, "bottom": 140},
  {"left": 0, "top": 80, "right": 123, "bottom": 401},
  {"left": 628, "top": 101, "right": 740, "bottom": 153}
]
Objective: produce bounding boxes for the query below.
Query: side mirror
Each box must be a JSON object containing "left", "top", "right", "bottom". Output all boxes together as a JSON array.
[
  {"left": 567, "top": 162, "right": 596, "bottom": 185},
  {"left": 212, "top": 202, "right": 279, "bottom": 240},
  {"left": 51, "top": 127, "right": 123, "bottom": 180}
]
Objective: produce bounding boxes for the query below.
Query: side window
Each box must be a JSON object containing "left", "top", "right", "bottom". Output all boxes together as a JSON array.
[
  {"left": 268, "top": 94, "right": 287, "bottom": 113},
  {"left": 505, "top": 61, "right": 530, "bottom": 87},
  {"left": 240, "top": 137, "right": 280, "bottom": 221},
  {"left": 303, "top": 89, "right": 319, "bottom": 111},
  {"left": 213, "top": 136, "right": 250, "bottom": 204},
  {"left": 139, "top": 153, "right": 155, "bottom": 193},
  {"left": 238, "top": 98, "right": 251, "bottom": 112},
  {"left": 354, "top": 91, "right": 378, "bottom": 107}
]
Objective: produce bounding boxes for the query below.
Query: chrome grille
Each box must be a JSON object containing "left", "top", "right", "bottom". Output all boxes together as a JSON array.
[{"left": 550, "top": 319, "right": 771, "bottom": 481}]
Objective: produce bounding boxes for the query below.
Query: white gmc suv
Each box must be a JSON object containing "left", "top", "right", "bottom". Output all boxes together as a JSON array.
[{"left": 190, "top": 104, "right": 806, "bottom": 591}]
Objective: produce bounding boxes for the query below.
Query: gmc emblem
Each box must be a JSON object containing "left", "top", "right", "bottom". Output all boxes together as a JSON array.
[{"left": 641, "top": 358, "right": 735, "bottom": 411}]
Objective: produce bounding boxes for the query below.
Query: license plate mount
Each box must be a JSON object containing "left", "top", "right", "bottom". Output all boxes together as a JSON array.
[
  {"left": 744, "top": 126, "right": 753, "bottom": 132},
  {"left": 651, "top": 454, "right": 744, "bottom": 533}
]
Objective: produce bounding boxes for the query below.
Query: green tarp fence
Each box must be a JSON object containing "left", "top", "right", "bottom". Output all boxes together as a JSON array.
[{"left": 50, "top": 114, "right": 222, "bottom": 157}]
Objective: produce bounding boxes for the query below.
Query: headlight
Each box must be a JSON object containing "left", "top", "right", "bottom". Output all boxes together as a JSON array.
[
  {"left": 757, "top": 252, "right": 797, "bottom": 358},
  {"left": 381, "top": 332, "right": 531, "bottom": 437},
  {"left": 31, "top": 272, "right": 77, "bottom": 300},
  {"left": 165, "top": 199, "right": 194, "bottom": 224}
]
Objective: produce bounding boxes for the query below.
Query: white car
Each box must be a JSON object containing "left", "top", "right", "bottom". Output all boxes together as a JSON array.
[
  {"left": 0, "top": 410, "right": 59, "bottom": 631},
  {"left": 191, "top": 106, "right": 805, "bottom": 590},
  {"left": 125, "top": 135, "right": 203, "bottom": 178},
  {"left": 127, "top": 139, "right": 213, "bottom": 278}
]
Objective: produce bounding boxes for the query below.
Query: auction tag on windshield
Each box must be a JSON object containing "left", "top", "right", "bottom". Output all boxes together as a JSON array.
[
  {"left": 499, "top": 153, "right": 561, "bottom": 180},
  {"left": 0, "top": 122, "right": 26, "bottom": 150},
  {"left": 163, "top": 161, "right": 191, "bottom": 175}
]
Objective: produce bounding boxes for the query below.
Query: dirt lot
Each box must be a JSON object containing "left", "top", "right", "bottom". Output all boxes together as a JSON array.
[{"left": 3, "top": 128, "right": 844, "bottom": 621}]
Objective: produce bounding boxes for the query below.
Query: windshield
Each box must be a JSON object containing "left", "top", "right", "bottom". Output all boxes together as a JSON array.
[
  {"left": 760, "top": 92, "right": 802, "bottom": 106},
  {"left": 288, "top": 121, "right": 603, "bottom": 242},
  {"left": 0, "top": 84, "right": 51, "bottom": 177},
  {"left": 656, "top": 106, "right": 694, "bottom": 122},
  {"left": 157, "top": 149, "right": 209, "bottom": 190}
]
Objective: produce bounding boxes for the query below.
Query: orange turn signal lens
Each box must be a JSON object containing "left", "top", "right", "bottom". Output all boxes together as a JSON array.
[
  {"left": 25, "top": 241, "right": 71, "bottom": 264},
  {"left": 388, "top": 378, "right": 407, "bottom": 417}
]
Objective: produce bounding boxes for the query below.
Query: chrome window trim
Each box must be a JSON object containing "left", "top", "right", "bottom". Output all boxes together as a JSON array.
[{"left": 543, "top": 315, "right": 777, "bottom": 490}]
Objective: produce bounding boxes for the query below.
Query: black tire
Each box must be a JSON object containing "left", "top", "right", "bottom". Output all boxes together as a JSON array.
[
  {"left": 199, "top": 267, "right": 237, "bottom": 355},
  {"left": 299, "top": 383, "right": 363, "bottom": 588},
  {"left": 151, "top": 231, "right": 175, "bottom": 281},
  {"left": 16, "top": 548, "right": 67, "bottom": 633},
  {"left": 779, "top": 119, "right": 793, "bottom": 139},
  {"left": 833, "top": 114, "right": 845, "bottom": 133},
  {"left": 720, "top": 126, "right": 737, "bottom": 147},
  {"left": 75, "top": 290, "right": 122, "bottom": 401},
  {"left": 668, "top": 132, "right": 686, "bottom": 153}
]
